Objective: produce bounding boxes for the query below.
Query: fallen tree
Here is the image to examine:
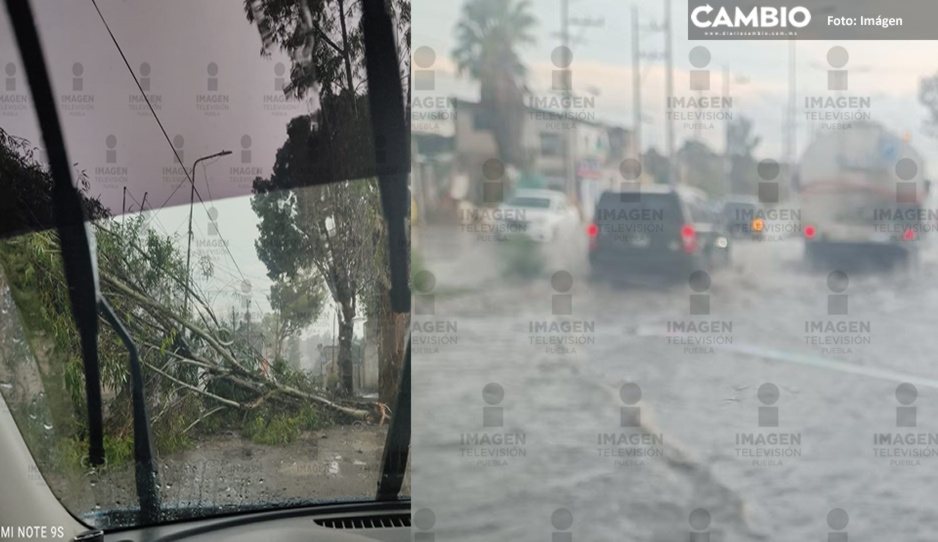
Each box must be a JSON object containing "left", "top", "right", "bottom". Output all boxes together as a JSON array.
[{"left": 0, "top": 132, "right": 384, "bottom": 460}]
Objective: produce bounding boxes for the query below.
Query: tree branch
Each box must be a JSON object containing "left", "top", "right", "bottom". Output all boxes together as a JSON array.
[{"left": 143, "top": 361, "right": 243, "bottom": 409}]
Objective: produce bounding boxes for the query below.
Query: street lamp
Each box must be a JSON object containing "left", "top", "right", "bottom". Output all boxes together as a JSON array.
[{"left": 184, "top": 150, "right": 232, "bottom": 315}]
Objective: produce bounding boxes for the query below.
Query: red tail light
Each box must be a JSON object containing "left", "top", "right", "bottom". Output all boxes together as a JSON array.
[
  {"left": 804, "top": 225, "right": 816, "bottom": 239},
  {"left": 587, "top": 223, "right": 598, "bottom": 251},
  {"left": 680, "top": 224, "right": 697, "bottom": 253}
]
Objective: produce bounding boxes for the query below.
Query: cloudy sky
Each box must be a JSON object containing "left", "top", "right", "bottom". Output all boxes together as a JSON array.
[{"left": 415, "top": 0, "right": 938, "bottom": 174}]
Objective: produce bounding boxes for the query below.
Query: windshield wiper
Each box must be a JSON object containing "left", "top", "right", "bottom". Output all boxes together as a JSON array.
[
  {"left": 4, "top": 0, "right": 161, "bottom": 525},
  {"left": 362, "top": 0, "right": 410, "bottom": 314},
  {"left": 360, "top": 0, "right": 411, "bottom": 499},
  {"left": 98, "top": 300, "right": 161, "bottom": 520},
  {"left": 377, "top": 340, "right": 410, "bottom": 499}
]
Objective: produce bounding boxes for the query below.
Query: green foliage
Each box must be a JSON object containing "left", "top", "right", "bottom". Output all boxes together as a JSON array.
[
  {"left": 452, "top": 0, "right": 537, "bottom": 166},
  {"left": 252, "top": 117, "right": 386, "bottom": 395},
  {"left": 295, "top": 403, "right": 323, "bottom": 431},
  {"left": 0, "top": 211, "right": 201, "bottom": 444},
  {"left": 55, "top": 434, "right": 135, "bottom": 472},
  {"left": 0, "top": 231, "right": 86, "bottom": 431},
  {"left": 244, "top": 0, "right": 410, "bottom": 100},
  {"left": 242, "top": 403, "right": 324, "bottom": 445},
  {"left": 0, "top": 127, "right": 107, "bottom": 237},
  {"left": 151, "top": 397, "right": 199, "bottom": 456},
  {"left": 263, "top": 273, "right": 325, "bottom": 361}
]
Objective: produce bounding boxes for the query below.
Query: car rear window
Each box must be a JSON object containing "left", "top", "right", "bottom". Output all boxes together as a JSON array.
[{"left": 595, "top": 192, "right": 682, "bottom": 223}]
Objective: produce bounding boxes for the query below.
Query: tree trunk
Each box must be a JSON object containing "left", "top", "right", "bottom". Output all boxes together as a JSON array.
[
  {"left": 377, "top": 287, "right": 407, "bottom": 405},
  {"left": 337, "top": 0, "right": 356, "bottom": 94},
  {"left": 337, "top": 314, "right": 354, "bottom": 395}
]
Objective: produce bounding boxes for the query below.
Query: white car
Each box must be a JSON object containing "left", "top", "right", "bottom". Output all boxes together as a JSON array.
[{"left": 496, "top": 189, "right": 581, "bottom": 242}]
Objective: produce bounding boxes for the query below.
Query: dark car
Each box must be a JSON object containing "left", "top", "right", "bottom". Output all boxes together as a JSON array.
[{"left": 587, "top": 184, "right": 730, "bottom": 280}]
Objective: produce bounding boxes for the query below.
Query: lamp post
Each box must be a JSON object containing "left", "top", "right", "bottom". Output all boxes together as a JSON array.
[{"left": 183, "top": 150, "right": 232, "bottom": 315}]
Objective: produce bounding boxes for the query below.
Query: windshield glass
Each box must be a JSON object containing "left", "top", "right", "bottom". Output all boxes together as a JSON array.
[{"left": 0, "top": 0, "right": 410, "bottom": 531}]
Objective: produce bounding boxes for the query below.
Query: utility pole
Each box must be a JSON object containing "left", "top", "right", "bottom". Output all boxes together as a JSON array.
[
  {"left": 631, "top": 4, "right": 642, "bottom": 160},
  {"left": 560, "top": 0, "right": 575, "bottom": 202},
  {"left": 556, "top": 1, "right": 603, "bottom": 207},
  {"left": 664, "top": 0, "right": 675, "bottom": 183},
  {"left": 640, "top": 10, "right": 669, "bottom": 181},
  {"left": 787, "top": 40, "right": 796, "bottom": 193},
  {"left": 723, "top": 65, "right": 731, "bottom": 196}
]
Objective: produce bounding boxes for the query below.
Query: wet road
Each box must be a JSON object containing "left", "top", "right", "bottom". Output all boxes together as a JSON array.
[{"left": 412, "top": 222, "right": 938, "bottom": 541}]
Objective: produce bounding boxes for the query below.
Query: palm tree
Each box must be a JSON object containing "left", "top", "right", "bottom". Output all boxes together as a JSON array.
[{"left": 452, "top": 0, "right": 537, "bottom": 168}]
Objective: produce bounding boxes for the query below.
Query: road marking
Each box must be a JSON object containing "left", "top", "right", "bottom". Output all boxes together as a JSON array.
[{"left": 723, "top": 342, "right": 938, "bottom": 389}]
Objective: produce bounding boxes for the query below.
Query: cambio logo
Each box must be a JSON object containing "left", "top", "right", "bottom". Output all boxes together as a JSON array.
[{"left": 691, "top": 4, "right": 811, "bottom": 28}]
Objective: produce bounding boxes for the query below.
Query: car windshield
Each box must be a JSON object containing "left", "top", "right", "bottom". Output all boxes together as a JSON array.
[
  {"left": 506, "top": 196, "right": 551, "bottom": 209},
  {"left": 0, "top": 0, "right": 410, "bottom": 531}
]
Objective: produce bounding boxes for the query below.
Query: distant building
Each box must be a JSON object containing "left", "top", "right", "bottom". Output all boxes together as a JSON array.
[{"left": 412, "top": 98, "right": 635, "bottom": 220}]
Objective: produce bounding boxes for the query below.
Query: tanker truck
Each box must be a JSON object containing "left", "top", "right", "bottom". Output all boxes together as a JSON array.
[{"left": 796, "top": 122, "right": 930, "bottom": 269}]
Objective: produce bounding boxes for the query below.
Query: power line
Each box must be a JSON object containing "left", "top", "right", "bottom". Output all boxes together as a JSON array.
[
  {"left": 122, "top": 186, "right": 176, "bottom": 241},
  {"left": 89, "top": 0, "right": 255, "bottom": 316},
  {"left": 89, "top": 0, "right": 197, "bottom": 215}
]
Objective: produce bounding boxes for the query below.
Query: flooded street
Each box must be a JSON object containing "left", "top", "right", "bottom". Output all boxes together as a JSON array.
[{"left": 412, "top": 224, "right": 938, "bottom": 541}]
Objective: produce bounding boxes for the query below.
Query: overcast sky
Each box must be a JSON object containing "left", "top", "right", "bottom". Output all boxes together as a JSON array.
[{"left": 415, "top": 0, "right": 938, "bottom": 176}]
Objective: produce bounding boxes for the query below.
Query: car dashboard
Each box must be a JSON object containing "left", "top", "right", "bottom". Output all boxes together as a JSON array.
[{"left": 94, "top": 502, "right": 411, "bottom": 542}]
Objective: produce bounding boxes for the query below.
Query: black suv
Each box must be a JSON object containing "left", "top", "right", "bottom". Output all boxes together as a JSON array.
[{"left": 587, "top": 184, "right": 730, "bottom": 280}]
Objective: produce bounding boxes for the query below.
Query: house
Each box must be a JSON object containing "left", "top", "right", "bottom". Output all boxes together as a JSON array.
[
  {"left": 411, "top": 97, "right": 638, "bottom": 221},
  {"left": 452, "top": 98, "right": 636, "bottom": 216}
]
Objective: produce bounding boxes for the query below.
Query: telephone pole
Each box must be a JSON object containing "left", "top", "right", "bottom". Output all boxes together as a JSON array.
[
  {"left": 561, "top": 0, "right": 574, "bottom": 201},
  {"left": 631, "top": 4, "right": 642, "bottom": 159},
  {"left": 638, "top": 7, "right": 670, "bottom": 176},
  {"left": 664, "top": 0, "right": 675, "bottom": 183},
  {"left": 787, "top": 40, "right": 796, "bottom": 191},
  {"left": 723, "top": 65, "right": 731, "bottom": 196},
  {"left": 556, "top": 1, "right": 603, "bottom": 206}
]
